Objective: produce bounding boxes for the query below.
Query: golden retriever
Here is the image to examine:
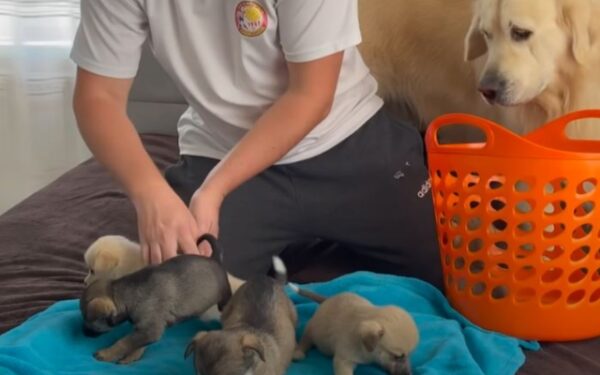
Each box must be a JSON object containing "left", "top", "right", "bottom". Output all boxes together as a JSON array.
[{"left": 359, "top": 0, "right": 600, "bottom": 138}]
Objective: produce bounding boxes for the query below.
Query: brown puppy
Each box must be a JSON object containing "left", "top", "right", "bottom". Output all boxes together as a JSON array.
[
  {"left": 80, "top": 234, "right": 232, "bottom": 364},
  {"left": 293, "top": 291, "right": 419, "bottom": 375},
  {"left": 83, "top": 234, "right": 246, "bottom": 321},
  {"left": 84, "top": 235, "right": 144, "bottom": 285},
  {"left": 185, "top": 256, "right": 297, "bottom": 375}
]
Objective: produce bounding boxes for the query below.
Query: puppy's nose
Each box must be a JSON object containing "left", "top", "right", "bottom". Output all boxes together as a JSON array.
[{"left": 83, "top": 326, "right": 101, "bottom": 338}]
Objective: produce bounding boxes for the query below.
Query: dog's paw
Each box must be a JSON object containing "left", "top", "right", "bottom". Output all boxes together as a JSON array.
[
  {"left": 292, "top": 349, "right": 306, "bottom": 361},
  {"left": 118, "top": 347, "right": 146, "bottom": 364},
  {"left": 94, "top": 348, "right": 121, "bottom": 362}
]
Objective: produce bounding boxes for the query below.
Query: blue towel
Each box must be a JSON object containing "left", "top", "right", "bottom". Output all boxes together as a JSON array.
[{"left": 0, "top": 272, "right": 538, "bottom": 375}]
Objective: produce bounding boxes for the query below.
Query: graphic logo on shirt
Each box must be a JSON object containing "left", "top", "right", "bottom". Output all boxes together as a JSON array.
[{"left": 235, "top": 1, "right": 268, "bottom": 37}]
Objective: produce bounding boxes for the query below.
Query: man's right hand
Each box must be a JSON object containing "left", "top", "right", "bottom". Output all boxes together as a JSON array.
[{"left": 133, "top": 184, "right": 201, "bottom": 264}]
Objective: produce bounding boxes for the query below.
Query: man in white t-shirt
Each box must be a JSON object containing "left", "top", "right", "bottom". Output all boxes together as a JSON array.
[{"left": 71, "top": 0, "right": 442, "bottom": 288}]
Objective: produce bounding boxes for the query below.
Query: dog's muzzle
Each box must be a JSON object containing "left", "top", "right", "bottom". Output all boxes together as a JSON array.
[
  {"left": 390, "top": 356, "right": 412, "bottom": 375},
  {"left": 478, "top": 71, "right": 507, "bottom": 105}
]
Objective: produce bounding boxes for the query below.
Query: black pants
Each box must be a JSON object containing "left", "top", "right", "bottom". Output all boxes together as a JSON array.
[{"left": 165, "top": 109, "right": 443, "bottom": 289}]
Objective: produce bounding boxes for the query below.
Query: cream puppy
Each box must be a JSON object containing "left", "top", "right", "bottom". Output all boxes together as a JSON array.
[
  {"left": 84, "top": 235, "right": 144, "bottom": 285},
  {"left": 293, "top": 292, "right": 419, "bottom": 375}
]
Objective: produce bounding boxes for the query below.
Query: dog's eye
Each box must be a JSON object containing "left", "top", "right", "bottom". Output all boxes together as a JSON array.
[
  {"left": 393, "top": 353, "right": 406, "bottom": 361},
  {"left": 481, "top": 30, "right": 492, "bottom": 40},
  {"left": 90, "top": 269, "right": 95, "bottom": 275},
  {"left": 511, "top": 27, "right": 533, "bottom": 42}
]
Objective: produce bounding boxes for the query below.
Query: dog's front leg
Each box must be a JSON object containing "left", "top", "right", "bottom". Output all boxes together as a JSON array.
[
  {"left": 333, "top": 355, "right": 356, "bottom": 375},
  {"left": 118, "top": 347, "right": 146, "bottom": 364},
  {"left": 293, "top": 335, "right": 312, "bottom": 360},
  {"left": 94, "top": 323, "right": 164, "bottom": 363},
  {"left": 293, "top": 325, "right": 314, "bottom": 360}
]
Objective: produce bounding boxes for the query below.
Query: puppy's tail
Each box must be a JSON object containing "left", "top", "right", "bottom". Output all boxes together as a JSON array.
[
  {"left": 197, "top": 233, "right": 223, "bottom": 263},
  {"left": 272, "top": 255, "right": 327, "bottom": 303},
  {"left": 288, "top": 283, "right": 327, "bottom": 304},
  {"left": 272, "top": 255, "right": 288, "bottom": 284}
]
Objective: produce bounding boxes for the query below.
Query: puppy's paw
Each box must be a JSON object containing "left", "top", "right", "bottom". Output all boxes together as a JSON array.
[
  {"left": 292, "top": 349, "right": 306, "bottom": 361},
  {"left": 118, "top": 347, "right": 146, "bottom": 364},
  {"left": 94, "top": 348, "right": 121, "bottom": 362}
]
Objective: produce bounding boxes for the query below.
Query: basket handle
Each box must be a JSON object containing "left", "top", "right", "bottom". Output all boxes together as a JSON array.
[
  {"left": 425, "top": 113, "right": 518, "bottom": 154},
  {"left": 525, "top": 109, "right": 600, "bottom": 144}
]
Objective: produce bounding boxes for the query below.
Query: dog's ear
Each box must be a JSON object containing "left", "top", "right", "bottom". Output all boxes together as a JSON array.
[
  {"left": 184, "top": 340, "right": 195, "bottom": 359},
  {"left": 359, "top": 320, "right": 385, "bottom": 353},
  {"left": 185, "top": 331, "right": 208, "bottom": 359},
  {"left": 86, "top": 297, "right": 116, "bottom": 321},
  {"left": 464, "top": 13, "right": 487, "bottom": 61},
  {"left": 241, "top": 334, "right": 266, "bottom": 364},
  {"left": 562, "top": 0, "right": 592, "bottom": 64},
  {"left": 93, "top": 251, "right": 120, "bottom": 273}
]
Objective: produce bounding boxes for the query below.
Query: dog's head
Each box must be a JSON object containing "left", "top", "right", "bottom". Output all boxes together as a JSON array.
[
  {"left": 84, "top": 235, "right": 144, "bottom": 285},
  {"left": 358, "top": 307, "right": 419, "bottom": 375},
  {"left": 465, "top": 0, "right": 594, "bottom": 106},
  {"left": 185, "top": 330, "right": 271, "bottom": 375},
  {"left": 79, "top": 279, "right": 119, "bottom": 337}
]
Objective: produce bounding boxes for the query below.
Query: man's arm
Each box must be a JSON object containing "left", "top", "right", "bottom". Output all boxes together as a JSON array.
[
  {"left": 73, "top": 69, "right": 163, "bottom": 197},
  {"left": 73, "top": 68, "right": 200, "bottom": 263},
  {"left": 190, "top": 52, "right": 344, "bottom": 237},
  {"left": 202, "top": 52, "right": 342, "bottom": 197}
]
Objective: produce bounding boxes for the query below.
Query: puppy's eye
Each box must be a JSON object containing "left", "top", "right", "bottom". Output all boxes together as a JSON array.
[
  {"left": 90, "top": 269, "right": 95, "bottom": 275},
  {"left": 393, "top": 353, "right": 406, "bottom": 361},
  {"left": 511, "top": 27, "right": 533, "bottom": 42},
  {"left": 481, "top": 30, "right": 492, "bottom": 40}
]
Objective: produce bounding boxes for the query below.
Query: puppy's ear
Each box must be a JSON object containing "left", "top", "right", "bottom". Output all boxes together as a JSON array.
[
  {"left": 562, "top": 0, "right": 592, "bottom": 64},
  {"left": 359, "top": 320, "right": 385, "bottom": 353},
  {"left": 464, "top": 13, "right": 487, "bottom": 61},
  {"left": 93, "top": 251, "right": 120, "bottom": 273},
  {"left": 185, "top": 331, "right": 209, "bottom": 359},
  {"left": 184, "top": 341, "right": 195, "bottom": 359},
  {"left": 241, "top": 334, "right": 266, "bottom": 364},
  {"left": 86, "top": 297, "right": 116, "bottom": 321}
]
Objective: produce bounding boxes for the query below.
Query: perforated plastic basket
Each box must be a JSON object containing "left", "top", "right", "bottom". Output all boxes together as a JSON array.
[{"left": 425, "top": 110, "right": 600, "bottom": 341}]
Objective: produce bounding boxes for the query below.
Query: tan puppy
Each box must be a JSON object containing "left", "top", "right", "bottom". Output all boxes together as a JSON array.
[
  {"left": 293, "top": 293, "right": 418, "bottom": 375},
  {"left": 84, "top": 235, "right": 144, "bottom": 285},
  {"left": 358, "top": 0, "right": 600, "bottom": 139}
]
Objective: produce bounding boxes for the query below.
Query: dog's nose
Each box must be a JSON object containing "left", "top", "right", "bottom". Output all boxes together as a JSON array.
[
  {"left": 82, "top": 326, "right": 101, "bottom": 338},
  {"left": 479, "top": 88, "right": 497, "bottom": 102},
  {"left": 478, "top": 72, "right": 506, "bottom": 104}
]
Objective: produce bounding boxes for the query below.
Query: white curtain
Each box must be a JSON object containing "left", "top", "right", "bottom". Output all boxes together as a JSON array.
[{"left": 0, "top": 0, "right": 90, "bottom": 213}]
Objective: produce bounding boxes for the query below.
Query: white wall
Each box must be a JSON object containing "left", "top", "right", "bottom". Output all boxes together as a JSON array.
[{"left": 0, "top": 1, "right": 90, "bottom": 214}]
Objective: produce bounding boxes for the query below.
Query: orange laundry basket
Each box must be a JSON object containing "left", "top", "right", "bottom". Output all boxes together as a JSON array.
[{"left": 425, "top": 110, "right": 600, "bottom": 341}]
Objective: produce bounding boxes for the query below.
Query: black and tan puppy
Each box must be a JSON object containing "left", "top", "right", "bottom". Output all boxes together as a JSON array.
[
  {"left": 80, "top": 234, "right": 232, "bottom": 364},
  {"left": 185, "top": 256, "right": 297, "bottom": 375}
]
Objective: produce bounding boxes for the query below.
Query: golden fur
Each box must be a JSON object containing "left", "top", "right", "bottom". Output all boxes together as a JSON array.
[{"left": 359, "top": 0, "right": 600, "bottom": 138}]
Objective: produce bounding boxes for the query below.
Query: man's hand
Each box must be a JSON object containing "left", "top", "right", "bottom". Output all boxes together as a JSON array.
[
  {"left": 133, "top": 184, "right": 201, "bottom": 264},
  {"left": 189, "top": 186, "right": 224, "bottom": 257}
]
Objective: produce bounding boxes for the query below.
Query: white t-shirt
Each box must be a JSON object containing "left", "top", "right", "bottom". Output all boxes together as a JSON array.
[{"left": 71, "top": 0, "right": 383, "bottom": 164}]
